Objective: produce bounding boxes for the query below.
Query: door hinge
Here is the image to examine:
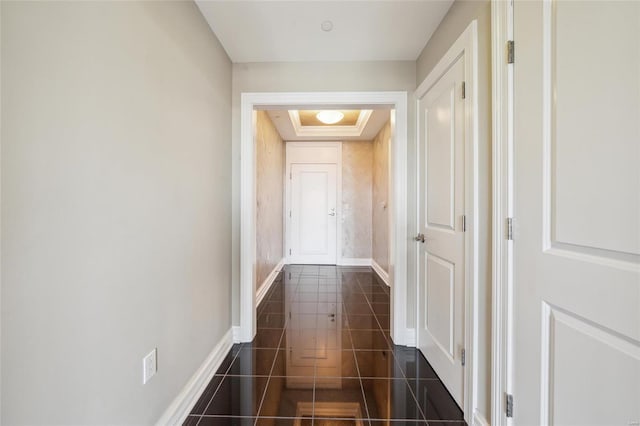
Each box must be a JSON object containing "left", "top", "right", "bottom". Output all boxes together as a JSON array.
[
  {"left": 289, "top": 171, "right": 292, "bottom": 180},
  {"left": 507, "top": 40, "right": 515, "bottom": 64},
  {"left": 289, "top": 249, "right": 292, "bottom": 255},
  {"left": 461, "top": 81, "right": 466, "bottom": 99},
  {"left": 506, "top": 393, "right": 514, "bottom": 417},
  {"left": 461, "top": 348, "right": 466, "bottom": 366},
  {"left": 289, "top": 210, "right": 292, "bottom": 218},
  {"left": 461, "top": 215, "right": 467, "bottom": 232},
  {"left": 506, "top": 217, "right": 514, "bottom": 240}
]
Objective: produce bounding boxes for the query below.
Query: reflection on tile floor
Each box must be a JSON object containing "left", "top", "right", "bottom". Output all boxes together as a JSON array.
[{"left": 185, "top": 265, "right": 465, "bottom": 426}]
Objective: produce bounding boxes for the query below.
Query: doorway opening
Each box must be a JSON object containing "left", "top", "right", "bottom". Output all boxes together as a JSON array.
[{"left": 238, "top": 92, "right": 408, "bottom": 347}]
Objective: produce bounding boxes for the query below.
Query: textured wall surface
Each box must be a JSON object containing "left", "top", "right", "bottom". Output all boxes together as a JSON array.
[
  {"left": 342, "top": 141, "right": 373, "bottom": 259},
  {"left": 372, "top": 120, "right": 391, "bottom": 273},
  {"left": 416, "top": 0, "right": 492, "bottom": 420},
  {"left": 1, "top": 2, "right": 232, "bottom": 424},
  {"left": 255, "top": 111, "right": 285, "bottom": 289}
]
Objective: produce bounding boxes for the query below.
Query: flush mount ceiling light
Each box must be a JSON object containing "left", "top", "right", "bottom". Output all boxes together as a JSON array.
[{"left": 316, "top": 110, "right": 344, "bottom": 124}]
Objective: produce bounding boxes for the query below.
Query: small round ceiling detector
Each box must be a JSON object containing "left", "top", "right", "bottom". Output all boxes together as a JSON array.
[{"left": 321, "top": 20, "right": 334, "bottom": 32}]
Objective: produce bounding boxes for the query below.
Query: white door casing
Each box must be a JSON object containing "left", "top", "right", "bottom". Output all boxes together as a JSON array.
[
  {"left": 286, "top": 142, "right": 341, "bottom": 265},
  {"left": 415, "top": 21, "right": 478, "bottom": 420},
  {"left": 490, "top": 0, "right": 514, "bottom": 423},
  {"left": 417, "top": 56, "right": 466, "bottom": 407},
  {"left": 509, "top": 1, "right": 640, "bottom": 424},
  {"left": 240, "top": 92, "right": 407, "bottom": 348}
]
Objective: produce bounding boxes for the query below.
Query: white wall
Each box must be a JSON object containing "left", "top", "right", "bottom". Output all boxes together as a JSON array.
[
  {"left": 416, "top": 0, "right": 492, "bottom": 421},
  {"left": 1, "top": 1, "right": 232, "bottom": 424},
  {"left": 231, "top": 61, "right": 416, "bottom": 326}
]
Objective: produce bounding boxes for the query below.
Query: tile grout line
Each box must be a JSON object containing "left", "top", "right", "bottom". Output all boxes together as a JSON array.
[
  {"left": 254, "top": 328, "right": 287, "bottom": 424},
  {"left": 355, "top": 273, "right": 391, "bottom": 346},
  {"left": 343, "top": 286, "right": 373, "bottom": 426},
  {"left": 253, "top": 276, "right": 300, "bottom": 426},
  {"left": 312, "top": 272, "right": 321, "bottom": 426},
  {"left": 192, "top": 267, "right": 454, "bottom": 426},
  {"left": 195, "top": 342, "right": 244, "bottom": 425},
  {"left": 389, "top": 346, "right": 433, "bottom": 423},
  {"left": 355, "top": 269, "right": 429, "bottom": 424}
]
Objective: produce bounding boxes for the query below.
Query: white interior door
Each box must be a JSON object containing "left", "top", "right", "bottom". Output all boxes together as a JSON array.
[
  {"left": 417, "top": 56, "right": 466, "bottom": 407},
  {"left": 289, "top": 163, "right": 337, "bottom": 264},
  {"left": 512, "top": 1, "right": 640, "bottom": 424}
]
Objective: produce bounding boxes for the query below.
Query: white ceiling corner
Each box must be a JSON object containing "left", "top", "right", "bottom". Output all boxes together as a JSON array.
[{"left": 195, "top": 1, "right": 454, "bottom": 63}]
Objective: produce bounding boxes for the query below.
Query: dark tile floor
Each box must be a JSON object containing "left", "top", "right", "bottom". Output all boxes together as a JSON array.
[{"left": 185, "top": 265, "right": 465, "bottom": 426}]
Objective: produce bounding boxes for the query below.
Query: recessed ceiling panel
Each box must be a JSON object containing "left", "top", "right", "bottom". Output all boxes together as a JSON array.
[
  {"left": 267, "top": 109, "right": 390, "bottom": 141},
  {"left": 299, "top": 110, "right": 360, "bottom": 127}
]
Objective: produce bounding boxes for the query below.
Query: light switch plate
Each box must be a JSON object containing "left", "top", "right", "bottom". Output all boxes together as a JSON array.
[{"left": 143, "top": 348, "right": 157, "bottom": 384}]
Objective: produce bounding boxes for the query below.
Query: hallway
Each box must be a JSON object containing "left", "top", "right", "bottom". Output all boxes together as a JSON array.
[{"left": 185, "top": 265, "right": 464, "bottom": 425}]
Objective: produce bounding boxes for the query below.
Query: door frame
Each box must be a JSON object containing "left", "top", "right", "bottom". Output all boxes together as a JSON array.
[
  {"left": 285, "top": 141, "right": 342, "bottom": 265},
  {"left": 491, "top": 1, "right": 514, "bottom": 425},
  {"left": 239, "top": 91, "right": 408, "bottom": 345},
  {"left": 414, "top": 21, "right": 479, "bottom": 421}
]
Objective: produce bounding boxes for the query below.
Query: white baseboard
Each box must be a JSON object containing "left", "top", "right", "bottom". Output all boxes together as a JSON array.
[
  {"left": 337, "top": 257, "right": 372, "bottom": 266},
  {"left": 472, "top": 410, "right": 490, "bottom": 426},
  {"left": 371, "top": 259, "right": 390, "bottom": 287},
  {"left": 256, "top": 258, "right": 285, "bottom": 307},
  {"left": 232, "top": 326, "right": 242, "bottom": 344},
  {"left": 156, "top": 328, "right": 233, "bottom": 426}
]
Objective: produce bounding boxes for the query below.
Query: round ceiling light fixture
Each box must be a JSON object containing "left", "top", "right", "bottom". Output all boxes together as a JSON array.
[
  {"left": 316, "top": 110, "right": 344, "bottom": 124},
  {"left": 321, "top": 20, "right": 334, "bottom": 32}
]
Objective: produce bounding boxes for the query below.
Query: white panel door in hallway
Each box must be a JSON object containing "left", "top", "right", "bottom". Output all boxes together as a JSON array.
[
  {"left": 511, "top": 1, "right": 640, "bottom": 424},
  {"left": 289, "top": 163, "right": 338, "bottom": 264},
  {"left": 417, "top": 56, "right": 466, "bottom": 407}
]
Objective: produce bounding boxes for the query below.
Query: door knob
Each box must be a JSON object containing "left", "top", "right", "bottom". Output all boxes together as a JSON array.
[
  {"left": 414, "top": 233, "right": 425, "bottom": 243},
  {"left": 328, "top": 208, "right": 336, "bottom": 216}
]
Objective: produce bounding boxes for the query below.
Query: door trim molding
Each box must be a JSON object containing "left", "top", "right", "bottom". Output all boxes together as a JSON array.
[
  {"left": 491, "top": 1, "right": 514, "bottom": 425},
  {"left": 285, "top": 141, "right": 342, "bottom": 265},
  {"left": 415, "top": 21, "right": 479, "bottom": 422},
  {"left": 239, "top": 91, "right": 408, "bottom": 345}
]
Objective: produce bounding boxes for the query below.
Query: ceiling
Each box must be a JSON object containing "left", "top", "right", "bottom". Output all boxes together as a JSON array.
[
  {"left": 267, "top": 108, "right": 390, "bottom": 141},
  {"left": 195, "top": 1, "right": 454, "bottom": 63}
]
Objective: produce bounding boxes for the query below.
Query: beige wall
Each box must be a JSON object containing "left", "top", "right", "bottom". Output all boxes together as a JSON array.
[
  {"left": 415, "top": 0, "right": 492, "bottom": 420},
  {"left": 1, "top": 1, "right": 232, "bottom": 424},
  {"left": 372, "top": 120, "right": 391, "bottom": 273},
  {"left": 231, "top": 61, "right": 416, "bottom": 326},
  {"left": 255, "top": 111, "right": 285, "bottom": 289},
  {"left": 342, "top": 141, "right": 373, "bottom": 260}
]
